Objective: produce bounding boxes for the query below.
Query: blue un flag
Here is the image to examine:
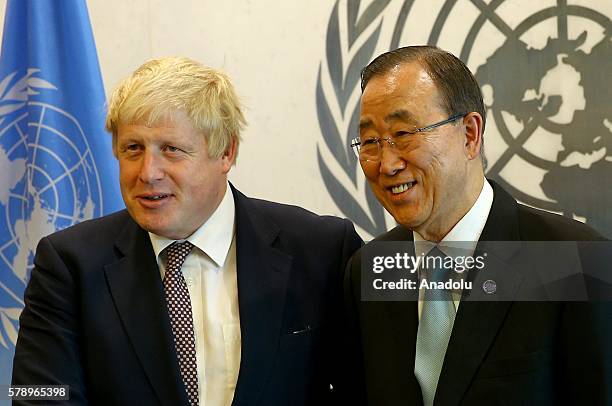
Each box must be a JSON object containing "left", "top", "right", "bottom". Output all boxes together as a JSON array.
[{"left": 0, "top": 0, "right": 124, "bottom": 389}]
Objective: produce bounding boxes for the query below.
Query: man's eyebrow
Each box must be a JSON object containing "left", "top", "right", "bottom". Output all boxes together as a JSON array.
[
  {"left": 359, "top": 118, "right": 374, "bottom": 130},
  {"left": 385, "top": 109, "right": 414, "bottom": 123}
]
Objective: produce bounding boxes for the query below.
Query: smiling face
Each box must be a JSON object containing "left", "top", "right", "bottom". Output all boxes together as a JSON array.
[
  {"left": 359, "top": 62, "right": 483, "bottom": 241},
  {"left": 116, "top": 110, "right": 235, "bottom": 240}
]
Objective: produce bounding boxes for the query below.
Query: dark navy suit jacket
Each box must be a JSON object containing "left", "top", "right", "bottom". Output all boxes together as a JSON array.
[
  {"left": 346, "top": 181, "right": 612, "bottom": 406},
  {"left": 13, "top": 186, "right": 363, "bottom": 405}
]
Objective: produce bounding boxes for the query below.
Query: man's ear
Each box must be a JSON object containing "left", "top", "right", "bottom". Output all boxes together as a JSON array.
[
  {"left": 221, "top": 138, "right": 238, "bottom": 173},
  {"left": 463, "top": 112, "right": 483, "bottom": 161}
]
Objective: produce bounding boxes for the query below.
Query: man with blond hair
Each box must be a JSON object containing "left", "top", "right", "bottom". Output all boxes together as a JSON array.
[{"left": 13, "top": 57, "right": 362, "bottom": 406}]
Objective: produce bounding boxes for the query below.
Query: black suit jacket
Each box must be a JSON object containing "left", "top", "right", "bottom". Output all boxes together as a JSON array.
[
  {"left": 345, "top": 181, "right": 612, "bottom": 405},
  {"left": 13, "top": 186, "right": 363, "bottom": 405}
]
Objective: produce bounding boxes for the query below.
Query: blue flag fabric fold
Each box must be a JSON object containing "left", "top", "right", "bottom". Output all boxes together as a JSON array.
[{"left": 0, "top": 0, "right": 123, "bottom": 389}]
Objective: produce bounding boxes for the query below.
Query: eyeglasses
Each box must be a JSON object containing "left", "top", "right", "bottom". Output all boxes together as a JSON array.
[{"left": 350, "top": 113, "right": 466, "bottom": 161}]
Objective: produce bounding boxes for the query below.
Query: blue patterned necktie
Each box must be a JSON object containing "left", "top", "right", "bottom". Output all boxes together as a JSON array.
[
  {"left": 163, "top": 241, "right": 199, "bottom": 406},
  {"left": 414, "top": 247, "right": 456, "bottom": 406}
]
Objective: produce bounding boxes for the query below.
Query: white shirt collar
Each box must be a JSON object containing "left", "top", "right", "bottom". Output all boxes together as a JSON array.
[
  {"left": 149, "top": 182, "right": 236, "bottom": 267},
  {"left": 413, "top": 179, "right": 494, "bottom": 257}
]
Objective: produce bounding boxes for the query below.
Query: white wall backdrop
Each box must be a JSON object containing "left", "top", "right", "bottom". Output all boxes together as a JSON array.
[
  {"left": 1, "top": 0, "right": 610, "bottom": 239},
  {"left": 85, "top": 0, "right": 343, "bottom": 219},
  {"left": 0, "top": 0, "right": 339, "bottom": 210}
]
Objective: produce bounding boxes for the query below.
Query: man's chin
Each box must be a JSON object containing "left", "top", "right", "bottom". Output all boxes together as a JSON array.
[
  {"left": 379, "top": 200, "right": 421, "bottom": 228},
  {"left": 130, "top": 214, "right": 172, "bottom": 238},
  {"left": 388, "top": 209, "right": 425, "bottom": 232}
]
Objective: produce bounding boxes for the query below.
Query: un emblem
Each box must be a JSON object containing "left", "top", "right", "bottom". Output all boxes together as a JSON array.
[
  {"left": 316, "top": 0, "right": 611, "bottom": 238},
  {"left": 0, "top": 69, "right": 105, "bottom": 347}
]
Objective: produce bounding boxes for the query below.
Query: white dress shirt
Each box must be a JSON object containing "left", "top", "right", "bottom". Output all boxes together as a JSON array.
[
  {"left": 414, "top": 179, "right": 494, "bottom": 318},
  {"left": 149, "top": 182, "right": 240, "bottom": 406}
]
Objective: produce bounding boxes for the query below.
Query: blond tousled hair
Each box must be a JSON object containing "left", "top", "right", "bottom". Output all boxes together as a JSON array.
[{"left": 106, "top": 56, "right": 246, "bottom": 159}]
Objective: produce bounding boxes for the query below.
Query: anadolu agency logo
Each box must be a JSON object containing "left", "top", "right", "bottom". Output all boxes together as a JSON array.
[{"left": 316, "top": 0, "right": 611, "bottom": 238}]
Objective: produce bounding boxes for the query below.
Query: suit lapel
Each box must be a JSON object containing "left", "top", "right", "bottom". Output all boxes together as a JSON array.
[
  {"left": 435, "top": 180, "right": 523, "bottom": 405},
  {"left": 104, "top": 217, "right": 187, "bottom": 406},
  {"left": 435, "top": 258, "right": 520, "bottom": 406},
  {"left": 379, "top": 228, "right": 423, "bottom": 404},
  {"left": 385, "top": 299, "right": 423, "bottom": 403},
  {"left": 230, "top": 187, "right": 293, "bottom": 406}
]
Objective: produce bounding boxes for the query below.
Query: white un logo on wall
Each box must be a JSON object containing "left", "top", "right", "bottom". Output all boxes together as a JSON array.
[
  {"left": 316, "top": 0, "right": 611, "bottom": 239},
  {"left": 0, "top": 69, "right": 104, "bottom": 345}
]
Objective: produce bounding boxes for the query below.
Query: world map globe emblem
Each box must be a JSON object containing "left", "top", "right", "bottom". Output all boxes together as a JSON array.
[
  {"left": 316, "top": 0, "right": 611, "bottom": 239},
  {"left": 460, "top": 4, "right": 612, "bottom": 237},
  {"left": 0, "top": 70, "right": 104, "bottom": 320}
]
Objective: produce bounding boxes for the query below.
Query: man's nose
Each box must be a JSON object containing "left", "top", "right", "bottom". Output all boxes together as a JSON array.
[
  {"left": 138, "top": 151, "right": 164, "bottom": 183},
  {"left": 378, "top": 143, "right": 406, "bottom": 176}
]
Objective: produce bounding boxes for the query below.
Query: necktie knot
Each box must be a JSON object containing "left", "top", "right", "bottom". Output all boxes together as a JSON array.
[
  {"left": 166, "top": 241, "right": 195, "bottom": 275},
  {"left": 421, "top": 247, "right": 454, "bottom": 301}
]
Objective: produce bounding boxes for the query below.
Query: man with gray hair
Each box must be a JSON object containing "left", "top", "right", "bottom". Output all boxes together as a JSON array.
[
  {"left": 13, "top": 57, "right": 362, "bottom": 405},
  {"left": 345, "top": 45, "right": 611, "bottom": 405}
]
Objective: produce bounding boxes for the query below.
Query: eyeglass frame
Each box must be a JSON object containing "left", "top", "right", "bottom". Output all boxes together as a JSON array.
[{"left": 350, "top": 112, "right": 467, "bottom": 160}]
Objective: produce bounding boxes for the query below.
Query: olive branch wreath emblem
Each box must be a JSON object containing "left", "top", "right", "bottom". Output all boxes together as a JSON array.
[
  {"left": 317, "top": 0, "right": 612, "bottom": 240},
  {"left": 316, "top": 0, "right": 415, "bottom": 237},
  {"left": 0, "top": 69, "right": 56, "bottom": 349}
]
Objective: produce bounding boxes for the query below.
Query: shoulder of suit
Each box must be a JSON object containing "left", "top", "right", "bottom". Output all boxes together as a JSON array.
[
  {"left": 516, "top": 203, "right": 606, "bottom": 241},
  {"left": 351, "top": 202, "right": 606, "bottom": 251},
  {"left": 248, "top": 197, "right": 351, "bottom": 230},
  {"left": 244, "top": 197, "right": 362, "bottom": 259},
  {"left": 45, "top": 209, "right": 133, "bottom": 244},
  {"left": 347, "top": 226, "right": 409, "bottom": 267}
]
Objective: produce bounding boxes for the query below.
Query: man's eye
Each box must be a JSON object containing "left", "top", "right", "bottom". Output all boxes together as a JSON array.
[
  {"left": 395, "top": 131, "right": 412, "bottom": 137},
  {"left": 164, "top": 145, "right": 181, "bottom": 153},
  {"left": 362, "top": 138, "right": 379, "bottom": 146},
  {"left": 124, "top": 144, "right": 140, "bottom": 152}
]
